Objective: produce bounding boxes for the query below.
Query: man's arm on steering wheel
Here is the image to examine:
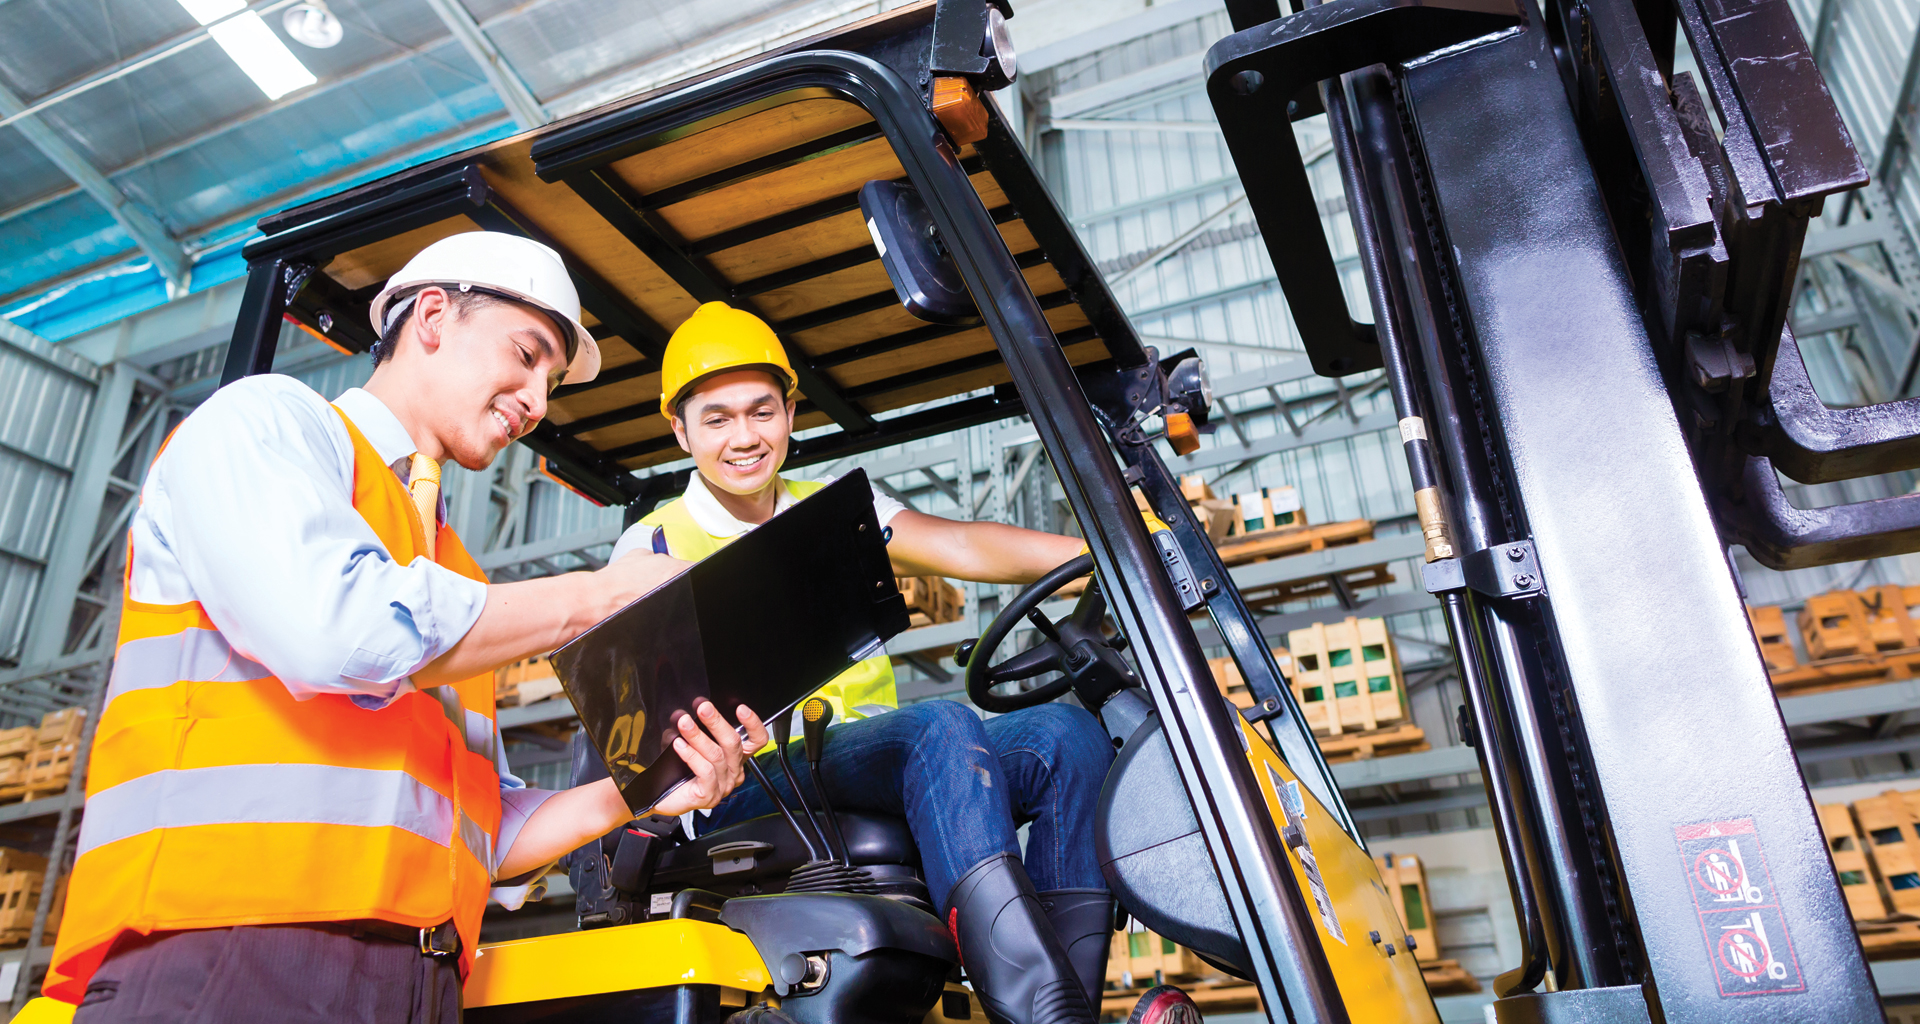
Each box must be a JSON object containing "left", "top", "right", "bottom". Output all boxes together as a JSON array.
[{"left": 883, "top": 509, "right": 1086, "bottom": 584}]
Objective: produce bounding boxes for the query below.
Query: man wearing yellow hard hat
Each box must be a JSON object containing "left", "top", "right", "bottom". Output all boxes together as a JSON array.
[{"left": 604, "top": 301, "right": 1116, "bottom": 1024}]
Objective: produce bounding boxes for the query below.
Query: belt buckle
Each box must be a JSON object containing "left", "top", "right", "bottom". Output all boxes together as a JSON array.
[{"left": 418, "top": 923, "right": 457, "bottom": 957}]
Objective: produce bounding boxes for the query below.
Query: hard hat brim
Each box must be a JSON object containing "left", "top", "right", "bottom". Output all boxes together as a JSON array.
[
  {"left": 371, "top": 279, "right": 600, "bottom": 385},
  {"left": 664, "top": 364, "right": 797, "bottom": 419}
]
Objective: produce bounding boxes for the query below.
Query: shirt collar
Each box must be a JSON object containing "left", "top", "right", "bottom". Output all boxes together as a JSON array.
[
  {"left": 680, "top": 471, "right": 801, "bottom": 539},
  {"left": 333, "top": 388, "right": 422, "bottom": 475}
]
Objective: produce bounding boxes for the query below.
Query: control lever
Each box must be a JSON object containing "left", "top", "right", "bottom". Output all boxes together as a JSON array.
[
  {"left": 744, "top": 747, "right": 823, "bottom": 864},
  {"left": 802, "top": 698, "right": 852, "bottom": 865},
  {"left": 771, "top": 708, "right": 835, "bottom": 863}
]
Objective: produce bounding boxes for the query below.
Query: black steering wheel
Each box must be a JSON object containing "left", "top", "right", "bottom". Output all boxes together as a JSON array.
[{"left": 962, "top": 554, "right": 1130, "bottom": 713}]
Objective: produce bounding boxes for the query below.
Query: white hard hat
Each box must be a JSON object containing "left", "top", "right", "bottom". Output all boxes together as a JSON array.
[{"left": 369, "top": 231, "right": 600, "bottom": 385}]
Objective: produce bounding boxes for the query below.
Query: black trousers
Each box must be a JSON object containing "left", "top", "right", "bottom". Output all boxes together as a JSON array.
[{"left": 72, "top": 925, "right": 461, "bottom": 1024}]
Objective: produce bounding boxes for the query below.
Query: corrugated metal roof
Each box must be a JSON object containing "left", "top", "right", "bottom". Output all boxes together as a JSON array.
[{"left": 0, "top": 0, "right": 899, "bottom": 339}]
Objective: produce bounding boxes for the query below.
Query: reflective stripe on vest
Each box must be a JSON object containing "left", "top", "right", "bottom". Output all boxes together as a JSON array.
[
  {"left": 640, "top": 478, "right": 898, "bottom": 722},
  {"left": 45, "top": 406, "right": 503, "bottom": 1005},
  {"left": 105, "top": 628, "right": 270, "bottom": 705},
  {"left": 77, "top": 764, "right": 487, "bottom": 862}
]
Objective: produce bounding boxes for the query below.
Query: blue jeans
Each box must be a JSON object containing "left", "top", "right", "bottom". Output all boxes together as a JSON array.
[{"left": 701, "top": 700, "right": 1115, "bottom": 913}]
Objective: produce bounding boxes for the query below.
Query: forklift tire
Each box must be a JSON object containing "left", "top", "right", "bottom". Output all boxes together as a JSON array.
[{"left": 1126, "top": 986, "right": 1200, "bottom": 1024}]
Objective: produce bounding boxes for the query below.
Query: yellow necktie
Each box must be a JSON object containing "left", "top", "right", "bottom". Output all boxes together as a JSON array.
[{"left": 409, "top": 453, "right": 441, "bottom": 561}]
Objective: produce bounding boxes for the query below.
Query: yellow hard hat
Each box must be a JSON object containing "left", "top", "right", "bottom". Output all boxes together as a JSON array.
[{"left": 660, "top": 302, "right": 798, "bottom": 418}]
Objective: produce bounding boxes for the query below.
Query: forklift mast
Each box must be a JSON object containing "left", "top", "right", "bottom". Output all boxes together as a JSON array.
[{"left": 1208, "top": 0, "right": 1894, "bottom": 1018}]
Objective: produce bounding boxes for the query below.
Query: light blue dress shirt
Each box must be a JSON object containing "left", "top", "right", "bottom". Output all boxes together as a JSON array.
[{"left": 126, "top": 374, "right": 558, "bottom": 906}]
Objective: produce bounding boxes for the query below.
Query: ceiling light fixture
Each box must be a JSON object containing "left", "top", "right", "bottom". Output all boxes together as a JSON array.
[
  {"left": 175, "top": 1, "right": 318, "bottom": 100},
  {"left": 283, "top": 2, "right": 344, "bottom": 48}
]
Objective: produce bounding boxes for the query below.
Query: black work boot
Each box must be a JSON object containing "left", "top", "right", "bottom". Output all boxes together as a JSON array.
[
  {"left": 948, "top": 854, "right": 1095, "bottom": 1024},
  {"left": 1038, "top": 889, "right": 1115, "bottom": 1012}
]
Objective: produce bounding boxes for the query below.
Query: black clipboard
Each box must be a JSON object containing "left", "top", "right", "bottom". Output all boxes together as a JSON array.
[{"left": 551, "top": 471, "right": 911, "bottom": 813}]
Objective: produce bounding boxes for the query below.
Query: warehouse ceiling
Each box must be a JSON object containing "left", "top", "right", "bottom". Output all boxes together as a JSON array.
[{"left": 0, "top": 0, "right": 888, "bottom": 340}]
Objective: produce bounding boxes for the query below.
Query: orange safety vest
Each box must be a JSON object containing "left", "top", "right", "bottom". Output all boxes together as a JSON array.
[{"left": 45, "top": 407, "right": 503, "bottom": 1003}]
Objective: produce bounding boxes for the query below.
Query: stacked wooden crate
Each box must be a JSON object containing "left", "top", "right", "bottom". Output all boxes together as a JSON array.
[
  {"left": 0, "top": 846, "right": 63, "bottom": 947},
  {"left": 897, "top": 576, "right": 964, "bottom": 628},
  {"left": 1816, "top": 789, "right": 1920, "bottom": 958},
  {"left": 1224, "top": 484, "right": 1307, "bottom": 537},
  {"left": 1138, "top": 476, "right": 1237, "bottom": 542},
  {"left": 1374, "top": 852, "right": 1482, "bottom": 994},
  {"left": 1747, "top": 586, "right": 1920, "bottom": 695},
  {"left": 495, "top": 656, "right": 565, "bottom": 709},
  {"left": 1102, "top": 922, "right": 1258, "bottom": 1017},
  {"left": 1207, "top": 631, "right": 1427, "bottom": 762},
  {"left": 1283, "top": 617, "right": 1426, "bottom": 760},
  {"left": 0, "top": 709, "right": 83, "bottom": 803}
]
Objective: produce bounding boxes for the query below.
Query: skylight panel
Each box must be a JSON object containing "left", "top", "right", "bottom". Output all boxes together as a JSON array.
[
  {"left": 177, "top": 2, "right": 318, "bottom": 101},
  {"left": 177, "top": 0, "right": 245, "bottom": 26}
]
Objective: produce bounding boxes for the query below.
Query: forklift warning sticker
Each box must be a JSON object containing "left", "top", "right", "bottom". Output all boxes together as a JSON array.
[
  {"left": 1674, "top": 819, "right": 1805, "bottom": 997},
  {"left": 1266, "top": 765, "right": 1345, "bottom": 945}
]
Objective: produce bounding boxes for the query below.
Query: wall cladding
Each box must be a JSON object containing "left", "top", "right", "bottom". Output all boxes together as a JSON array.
[{"left": 0, "top": 335, "right": 97, "bottom": 665}]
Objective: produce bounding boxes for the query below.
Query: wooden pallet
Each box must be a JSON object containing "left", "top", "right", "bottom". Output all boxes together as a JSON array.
[
  {"left": 1100, "top": 979, "right": 1262, "bottom": 1018},
  {"left": 1059, "top": 518, "right": 1386, "bottom": 608},
  {"left": 0, "top": 744, "right": 78, "bottom": 802},
  {"left": 1769, "top": 650, "right": 1920, "bottom": 696},
  {"left": 1214, "top": 518, "right": 1374, "bottom": 567},
  {"left": 1316, "top": 723, "right": 1429, "bottom": 763},
  {"left": 35, "top": 708, "right": 82, "bottom": 747},
  {"left": 1420, "top": 959, "right": 1483, "bottom": 994},
  {"left": 1859, "top": 919, "right": 1920, "bottom": 960},
  {"left": 0, "top": 870, "right": 64, "bottom": 947},
  {"left": 1751, "top": 588, "right": 1920, "bottom": 696},
  {"left": 495, "top": 655, "right": 565, "bottom": 708},
  {"left": 0, "top": 728, "right": 33, "bottom": 760}
]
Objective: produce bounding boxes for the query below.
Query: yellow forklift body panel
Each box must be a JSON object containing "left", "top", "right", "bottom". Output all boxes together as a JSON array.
[
  {"left": 463, "top": 918, "right": 770, "bottom": 1008},
  {"left": 1240, "top": 717, "right": 1442, "bottom": 1023}
]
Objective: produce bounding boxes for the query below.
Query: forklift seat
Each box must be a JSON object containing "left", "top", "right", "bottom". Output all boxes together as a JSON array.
[{"left": 649, "top": 809, "right": 925, "bottom": 901}]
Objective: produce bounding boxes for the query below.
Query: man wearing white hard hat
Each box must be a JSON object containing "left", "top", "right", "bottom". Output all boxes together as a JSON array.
[{"left": 44, "top": 231, "right": 767, "bottom": 1024}]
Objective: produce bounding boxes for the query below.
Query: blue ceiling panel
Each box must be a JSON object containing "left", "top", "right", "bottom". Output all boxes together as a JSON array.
[
  {"left": 0, "top": 0, "right": 880, "bottom": 327},
  {"left": 0, "top": 194, "right": 133, "bottom": 304},
  {"left": 6, "top": 258, "right": 169, "bottom": 341}
]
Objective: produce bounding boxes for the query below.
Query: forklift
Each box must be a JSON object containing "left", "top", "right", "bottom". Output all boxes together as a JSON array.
[{"left": 39, "top": 0, "right": 1896, "bottom": 1019}]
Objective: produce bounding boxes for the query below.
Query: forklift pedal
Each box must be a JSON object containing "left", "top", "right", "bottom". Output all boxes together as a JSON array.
[
  {"left": 1126, "top": 985, "right": 1200, "bottom": 1024},
  {"left": 725, "top": 1005, "right": 800, "bottom": 1024}
]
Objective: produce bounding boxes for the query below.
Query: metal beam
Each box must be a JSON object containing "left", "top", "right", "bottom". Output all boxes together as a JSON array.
[
  {"left": 1047, "top": 118, "right": 1224, "bottom": 134},
  {"left": 562, "top": 169, "right": 876, "bottom": 433},
  {"left": 474, "top": 524, "right": 623, "bottom": 572},
  {"left": 0, "top": 82, "right": 188, "bottom": 292},
  {"left": 1347, "top": 788, "right": 1488, "bottom": 823},
  {"left": 1801, "top": 219, "right": 1891, "bottom": 259},
  {"left": 1168, "top": 409, "right": 1399, "bottom": 474},
  {"left": 1331, "top": 745, "right": 1479, "bottom": 789},
  {"left": 419, "top": 0, "right": 549, "bottom": 131}
]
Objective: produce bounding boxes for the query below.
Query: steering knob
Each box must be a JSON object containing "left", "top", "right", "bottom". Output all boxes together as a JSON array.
[{"left": 953, "top": 638, "right": 979, "bottom": 667}]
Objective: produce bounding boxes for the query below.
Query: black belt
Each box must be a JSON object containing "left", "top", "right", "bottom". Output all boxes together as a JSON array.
[{"left": 308, "top": 919, "right": 461, "bottom": 957}]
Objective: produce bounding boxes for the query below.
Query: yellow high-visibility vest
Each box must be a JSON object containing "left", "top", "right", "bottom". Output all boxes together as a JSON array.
[{"left": 641, "top": 479, "right": 898, "bottom": 722}]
